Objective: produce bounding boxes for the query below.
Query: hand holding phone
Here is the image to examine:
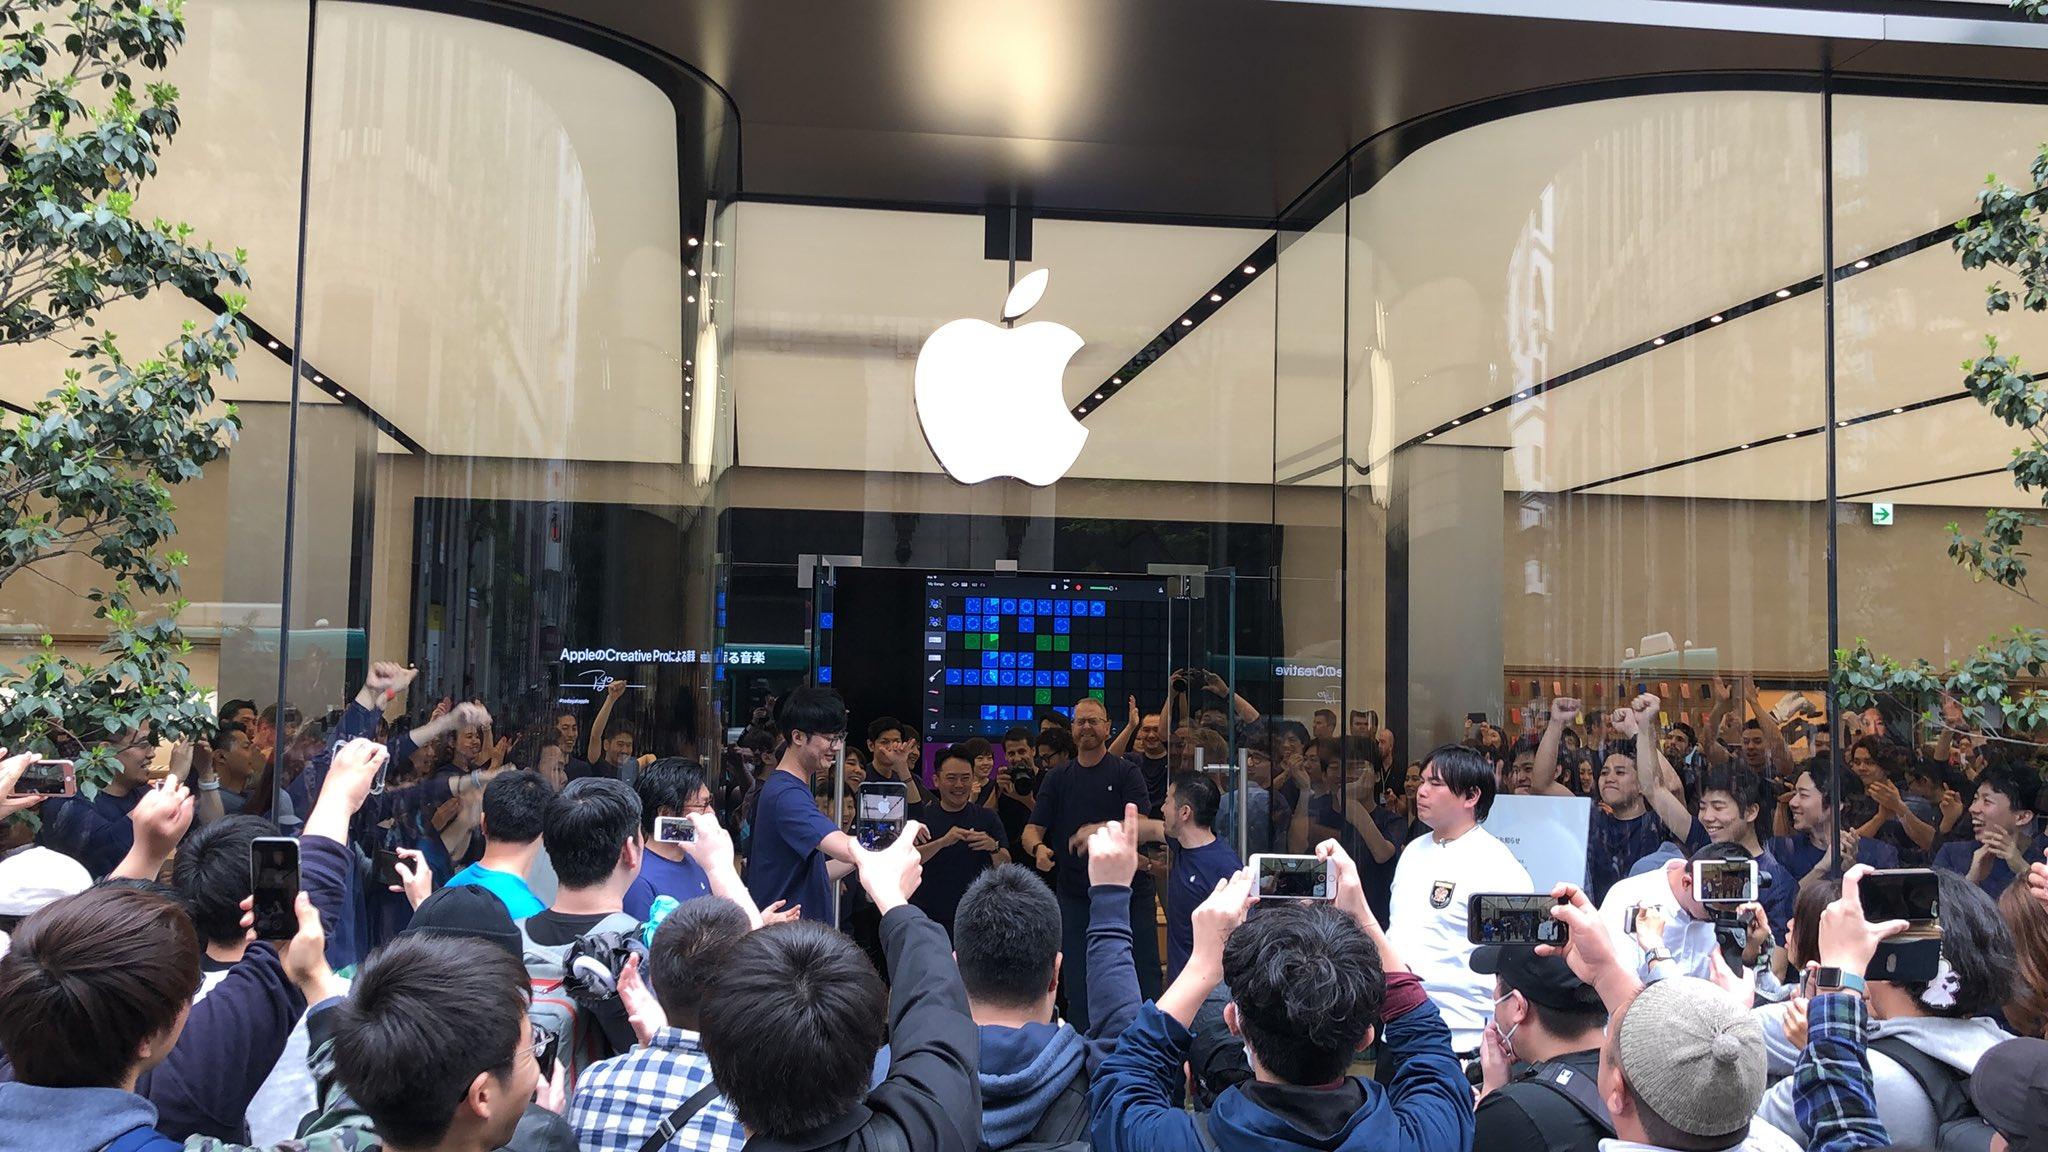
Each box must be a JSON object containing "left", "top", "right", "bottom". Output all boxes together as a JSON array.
[
  {"left": 1248, "top": 853, "right": 1333, "bottom": 901},
  {"left": 1467, "top": 893, "right": 1569, "bottom": 946},
  {"left": 250, "top": 837, "right": 301, "bottom": 939},
  {"left": 856, "top": 781, "right": 908, "bottom": 850},
  {"left": 7, "top": 755, "right": 75, "bottom": 797},
  {"left": 653, "top": 815, "right": 698, "bottom": 844}
]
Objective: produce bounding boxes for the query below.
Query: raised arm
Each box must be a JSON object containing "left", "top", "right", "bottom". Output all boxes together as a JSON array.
[
  {"left": 1108, "top": 696, "right": 1138, "bottom": 757},
  {"left": 1532, "top": 697, "right": 1580, "bottom": 797},
  {"left": 1705, "top": 680, "right": 1736, "bottom": 768},
  {"left": 586, "top": 680, "right": 625, "bottom": 763},
  {"left": 1746, "top": 677, "right": 1794, "bottom": 778}
]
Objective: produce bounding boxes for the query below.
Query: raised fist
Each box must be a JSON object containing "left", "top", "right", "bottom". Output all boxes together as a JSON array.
[{"left": 1551, "top": 698, "right": 1582, "bottom": 723}]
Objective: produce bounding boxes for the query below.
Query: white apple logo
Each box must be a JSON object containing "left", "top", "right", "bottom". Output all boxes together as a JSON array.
[{"left": 914, "top": 268, "right": 1087, "bottom": 486}]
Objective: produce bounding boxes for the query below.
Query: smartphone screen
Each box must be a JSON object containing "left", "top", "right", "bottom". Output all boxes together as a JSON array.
[
  {"left": 1693, "top": 859, "right": 1758, "bottom": 905},
  {"left": 653, "top": 815, "right": 697, "bottom": 844},
  {"left": 856, "top": 782, "right": 907, "bottom": 850},
  {"left": 1249, "top": 854, "right": 1332, "bottom": 900},
  {"left": 372, "top": 848, "right": 405, "bottom": 889},
  {"left": 1860, "top": 869, "right": 1941, "bottom": 935},
  {"left": 13, "top": 759, "right": 75, "bottom": 796},
  {"left": 1466, "top": 893, "right": 1568, "bottom": 945},
  {"left": 250, "top": 837, "right": 301, "bottom": 939}
]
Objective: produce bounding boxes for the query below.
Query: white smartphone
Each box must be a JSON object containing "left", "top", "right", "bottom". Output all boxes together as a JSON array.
[
  {"left": 1692, "top": 858, "right": 1758, "bottom": 905},
  {"left": 1248, "top": 853, "right": 1334, "bottom": 901},
  {"left": 652, "top": 815, "right": 697, "bottom": 844}
]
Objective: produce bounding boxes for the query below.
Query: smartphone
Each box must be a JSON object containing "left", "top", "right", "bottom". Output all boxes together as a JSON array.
[
  {"left": 1861, "top": 868, "right": 1941, "bottom": 942},
  {"left": 652, "top": 815, "right": 698, "bottom": 844},
  {"left": 12, "top": 758, "right": 76, "bottom": 797},
  {"left": 1467, "top": 893, "right": 1568, "bottom": 945},
  {"left": 372, "top": 848, "right": 406, "bottom": 889},
  {"left": 250, "top": 837, "right": 301, "bottom": 939},
  {"left": 856, "top": 781, "right": 908, "bottom": 850},
  {"left": 1248, "top": 853, "right": 1333, "bottom": 901},
  {"left": 1692, "top": 858, "right": 1758, "bottom": 905},
  {"left": 370, "top": 750, "right": 390, "bottom": 796},
  {"left": 534, "top": 1027, "right": 559, "bottom": 1081},
  {"left": 1466, "top": 711, "right": 1488, "bottom": 726}
]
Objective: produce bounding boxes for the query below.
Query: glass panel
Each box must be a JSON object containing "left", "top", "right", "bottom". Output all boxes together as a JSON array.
[{"left": 275, "top": 3, "right": 734, "bottom": 947}]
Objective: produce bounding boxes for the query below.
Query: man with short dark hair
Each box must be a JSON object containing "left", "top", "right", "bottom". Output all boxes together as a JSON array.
[
  {"left": 571, "top": 897, "right": 751, "bottom": 1152},
  {"left": 1598, "top": 839, "right": 1765, "bottom": 982},
  {"left": 699, "top": 816, "right": 980, "bottom": 1151},
  {"left": 1387, "top": 743, "right": 1532, "bottom": 1055},
  {"left": 1665, "top": 766, "right": 1797, "bottom": 937},
  {"left": 624, "top": 759, "right": 716, "bottom": 919},
  {"left": 1022, "top": 695, "right": 1162, "bottom": 1029},
  {"left": 34, "top": 722, "right": 157, "bottom": 876},
  {"left": 746, "top": 686, "right": 859, "bottom": 923},
  {"left": 524, "top": 776, "right": 645, "bottom": 1067},
  {"left": 914, "top": 745, "right": 1009, "bottom": 932},
  {"left": 1769, "top": 764, "right": 1900, "bottom": 888},
  {"left": 445, "top": 769, "right": 553, "bottom": 919},
  {"left": 1471, "top": 948, "right": 1611, "bottom": 1152},
  {"left": 1934, "top": 765, "right": 2045, "bottom": 899},
  {"left": 867, "top": 717, "right": 924, "bottom": 805},
  {"left": 1312, "top": 708, "right": 1339, "bottom": 742},
  {"left": 1090, "top": 843, "right": 1471, "bottom": 1151},
  {"left": 1161, "top": 770, "right": 1239, "bottom": 983}
]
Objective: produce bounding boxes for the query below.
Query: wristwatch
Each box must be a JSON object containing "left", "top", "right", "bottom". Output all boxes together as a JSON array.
[
  {"left": 1643, "top": 949, "right": 1673, "bottom": 965},
  {"left": 196, "top": 776, "right": 222, "bottom": 792},
  {"left": 1809, "top": 966, "right": 1867, "bottom": 996}
]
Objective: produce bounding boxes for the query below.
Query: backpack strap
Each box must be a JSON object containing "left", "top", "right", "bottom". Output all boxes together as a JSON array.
[
  {"left": 637, "top": 1082, "right": 721, "bottom": 1152},
  {"left": 1021, "top": 1070, "right": 1091, "bottom": 1146},
  {"left": 1869, "top": 1035, "right": 1976, "bottom": 1127},
  {"left": 1515, "top": 1059, "right": 1616, "bottom": 1137}
]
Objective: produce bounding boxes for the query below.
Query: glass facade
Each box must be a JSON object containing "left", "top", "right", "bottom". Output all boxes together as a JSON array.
[{"left": 4, "top": 0, "right": 2044, "bottom": 912}]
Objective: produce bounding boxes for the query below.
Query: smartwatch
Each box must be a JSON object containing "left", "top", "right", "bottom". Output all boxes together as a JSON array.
[{"left": 1809, "top": 967, "right": 1867, "bottom": 996}]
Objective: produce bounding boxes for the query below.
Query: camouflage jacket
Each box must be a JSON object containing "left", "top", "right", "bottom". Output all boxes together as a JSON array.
[{"left": 181, "top": 999, "right": 379, "bottom": 1152}]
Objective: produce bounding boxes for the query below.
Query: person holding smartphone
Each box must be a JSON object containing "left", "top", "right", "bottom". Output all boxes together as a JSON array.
[
  {"left": 622, "top": 759, "right": 717, "bottom": 920},
  {"left": 34, "top": 724, "right": 158, "bottom": 877}
]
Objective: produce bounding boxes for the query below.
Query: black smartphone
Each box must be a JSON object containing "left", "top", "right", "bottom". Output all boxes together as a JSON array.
[
  {"left": 12, "top": 758, "right": 76, "bottom": 796},
  {"left": 250, "top": 837, "right": 301, "bottom": 939},
  {"left": 1466, "top": 711, "right": 1488, "bottom": 726},
  {"left": 1859, "top": 868, "right": 1940, "bottom": 935},
  {"left": 1467, "top": 893, "right": 1568, "bottom": 946},
  {"left": 856, "top": 781, "right": 908, "bottom": 850},
  {"left": 372, "top": 848, "right": 406, "bottom": 889}
]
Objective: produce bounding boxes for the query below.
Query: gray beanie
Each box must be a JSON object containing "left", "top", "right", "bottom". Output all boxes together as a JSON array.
[{"left": 1617, "top": 976, "right": 1766, "bottom": 1138}]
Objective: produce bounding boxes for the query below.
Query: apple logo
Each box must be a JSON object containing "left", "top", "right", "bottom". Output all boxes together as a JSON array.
[{"left": 914, "top": 267, "right": 1087, "bottom": 486}]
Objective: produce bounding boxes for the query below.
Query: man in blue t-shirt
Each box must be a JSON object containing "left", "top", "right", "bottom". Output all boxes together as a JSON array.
[
  {"left": 444, "top": 769, "right": 552, "bottom": 919},
  {"left": 624, "top": 758, "right": 716, "bottom": 919},
  {"left": 35, "top": 724, "right": 157, "bottom": 877},
  {"left": 1161, "top": 770, "right": 1240, "bottom": 982},
  {"left": 1933, "top": 766, "right": 2045, "bottom": 900},
  {"left": 1769, "top": 764, "right": 1898, "bottom": 890},
  {"left": 744, "top": 686, "right": 859, "bottom": 922}
]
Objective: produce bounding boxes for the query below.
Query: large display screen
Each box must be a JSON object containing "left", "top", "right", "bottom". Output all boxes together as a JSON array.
[{"left": 923, "top": 572, "right": 1169, "bottom": 740}]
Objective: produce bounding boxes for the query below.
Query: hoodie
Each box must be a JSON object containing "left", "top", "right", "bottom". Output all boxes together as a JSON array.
[
  {"left": 977, "top": 1022, "right": 1085, "bottom": 1150},
  {"left": 1753, "top": 1012, "right": 2014, "bottom": 1147},
  {"left": 0, "top": 1083, "right": 166, "bottom": 1152}
]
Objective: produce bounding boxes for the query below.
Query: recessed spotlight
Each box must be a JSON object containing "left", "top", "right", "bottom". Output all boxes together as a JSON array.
[
  {"left": 1181, "top": 318, "right": 1193, "bottom": 327},
  {"left": 1094, "top": 392, "right": 1104, "bottom": 399},
  {"left": 687, "top": 268, "right": 697, "bottom": 277},
  {"left": 1451, "top": 419, "right": 1461, "bottom": 426},
  {"left": 1481, "top": 406, "right": 1493, "bottom": 414},
  {"left": 714, "top": 240, "right": 723, "bottom": 248},
  {"left": 687, "top": 295, "right": 696, "bottom": 303},
  {"left": 1776, "top": 289, "right": 1791, "bottom": 298},
  {"left": 1425, "top": 431, "right": 1436, "bottom": 438},
  {"left": 1517, "top": 391, "right": 1529, "bottom": 400},
  {"left": 1112, "top": 377, "right": 1122, "bottom": 384},
  {"left": 709, "top": 271, "right": 719, "bottom": 278},
  {"left": 1838, "top": 420, "right": 1850, "bottom": 427},
  {"left": 265, "top": 339, "right": 279, "bottom": 349},
  {"left": 1892, "top": 407, "right": 1905, "bottom": 414},
  {"left": 334, "top": 389, "right": 346, "bottom": 398},
  {"left": 1653, "top": 337, "right": 1665, "bottom": 346},
  {"left": 1210, "top": 292, "right": 1223, "bottom": 303},
  {"left": 1785, "top": 432, "right": 1798, "bottom": 439},
  {"left": 312, "top": 374, "right": 323, "bottom": 383},
  {"left": 688, "top": 237, "right": 699, "bottom": 247},
  {"left": 1739, "top": 443, "right": 1751, "bottom": 450},
  {"left": 1242, "top": 264, "right": 1257, "bottom": 274},
  {"left": 1709, "top": 314, "right": 1724, "bottom": 323},
  {"left": 685, "top": 359, "right": 692, "bottom": 366},
  {"left": 1854, "top": 259, "right": 1869, "bottom": 269}
]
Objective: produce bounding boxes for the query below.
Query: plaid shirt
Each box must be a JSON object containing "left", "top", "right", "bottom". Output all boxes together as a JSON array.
[
  {"left": 1792, "top": 991, "right": 1891, "bottom": 1152},
  {"left": 569, "top": 1028, "right": 744, "bottom": 1152}
]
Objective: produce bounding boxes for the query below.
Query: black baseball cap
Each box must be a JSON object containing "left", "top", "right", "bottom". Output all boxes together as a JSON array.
[
  {"left": 402, "top": 885, "right": 522, "bottom": 958},
  {"left": 1471, "top": 945, "right": 1604, "bottom": 1014},
  {"left": 1969, "top": 1037, "right": 2047, "bottom": 1152}
]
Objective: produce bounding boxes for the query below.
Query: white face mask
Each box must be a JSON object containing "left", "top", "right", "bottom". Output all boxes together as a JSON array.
[{"left": 1492, "top": 991, "right": 1522, "bottom": 1048}]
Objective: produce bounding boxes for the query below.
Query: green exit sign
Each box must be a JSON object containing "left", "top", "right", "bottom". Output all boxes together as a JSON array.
[{"left": 1871, "top": 502, "right": 1895, "bottom": 527}]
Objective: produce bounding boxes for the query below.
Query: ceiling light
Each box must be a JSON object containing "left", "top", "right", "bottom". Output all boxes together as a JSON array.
[
  {"left": 1425, "top": 431, "right": 1435, "bottom": 438},
  {"left": 1517, "top": 391, "right": 1529, "bottom": 399},
  {"left": 1892, "top": 407, "right": 1905, "bottom": 414},
  {"left": 685, "top": 359, "right": 692, "bottom": 366},
  {"left": 709, "top": 271, "right": 719, "bottom": 278},
  {"left": 1481, "top": 406, "right": 1493, "bottom": 414},
  {"left": 687, "top": 295, "right": 696, "bottom": 303},
  {"left": 311, "top": 374, "right": 323, "bottom": 383},
  {"left": 334, "top": 389, "right": 347, "bottom": 398},
  {"left": 1242, "top": 264, "right": 1257, "bottom": 274},
  {"left": 1785, "top": 432, "right": 1798, "bottom": 439},
  {"left": 1112, "top": 377, "right": 1121, "bottom": 384},
  {"left": 1709, "top": 314, "right": 1724, "bottom": 323},
  {"left": 1776, "top": 289, "right": 1791, "bottom": 298},
  {"left": 1450, "top": 419, "right": 1461, "bottom": 426},
  {"left": 1181, "top": 318, "right": 1193, "bottom": 326},
  {"left": 714, "top": 241, "right": 723, "bottom": 248},
  {"left": 1094, "top": 392, "right": 1104, "bottom": 399},
  {"left": 1739, "top": 443, "right": 1750, "bottom": 450},
  {"left": 265, "top": 339, "right": 279, "bottom": 350},
  {"left": 1854, "top": 259, "right": 1869, "bottom": 269},
  {"left": 1210, "top": 292, "right": 1223, "bottom": 303},
  {"left": 688, "top": 237, "right": 699, "bottom": 247},
  {"left": 687, "top": 268, "right": 697, "bottom": 277},
  {"left": 1838, "top": 420, "right": 1850, "bottom": 427},
  {"left": 1652, "top": 337, "right": 1665, "bottom": 346}
]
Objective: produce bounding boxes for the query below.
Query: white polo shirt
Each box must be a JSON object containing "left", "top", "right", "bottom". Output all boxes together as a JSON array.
[
  {"left": 1596, "top": 864, "right": 1723, "bottom": 982},
  {"left": 1386, "top": 821, "right": 1531, "bottom": 1051}
]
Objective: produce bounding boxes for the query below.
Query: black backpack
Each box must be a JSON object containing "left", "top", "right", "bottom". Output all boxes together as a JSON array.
[
  {"left": 991, "top": 1071, "right": 1092, "bottom": 1152},
  {"left": 1868, "top": 1036, "right": 1998, "bottom": 1152},
  {"left": 1509, "top": 1059, "right": 1615, "bottom": 1150}
]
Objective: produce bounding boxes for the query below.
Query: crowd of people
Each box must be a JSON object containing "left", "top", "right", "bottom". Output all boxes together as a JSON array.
[{"left": 0, "top": 658, "right": 2045, "bottom": 1152}]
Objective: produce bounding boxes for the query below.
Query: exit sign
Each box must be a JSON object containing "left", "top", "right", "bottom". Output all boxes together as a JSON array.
[{"left": 1871, "top": 502, "right": 1895, "bottom": 527}]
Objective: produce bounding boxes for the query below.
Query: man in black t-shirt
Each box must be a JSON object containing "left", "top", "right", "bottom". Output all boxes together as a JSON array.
[
  {"left": 1023, "top": 696, "right": 1163, "bottom": 1029},
  {"left": 1109, "top": 697, "right": 1171, "bottom": 817},
  {"left": 1471, "top": 946, "right": 1612, "bottom": 1152},
  {"left": 914, "top": 746, "right": 1010, "bottom": 933}
]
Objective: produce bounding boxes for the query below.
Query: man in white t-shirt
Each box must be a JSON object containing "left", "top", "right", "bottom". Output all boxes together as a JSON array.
[
  {"left": 1597, "top": 839, "right": 1759, "bottom": 983},
  {"left": 1387, "top": 742, "right": 1532, "bottom": 1053}
]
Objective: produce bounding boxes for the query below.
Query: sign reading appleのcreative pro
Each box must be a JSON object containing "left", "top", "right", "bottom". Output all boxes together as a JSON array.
[{"left": 914, "top": 268, "right": 1087, "bottom": 486}]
